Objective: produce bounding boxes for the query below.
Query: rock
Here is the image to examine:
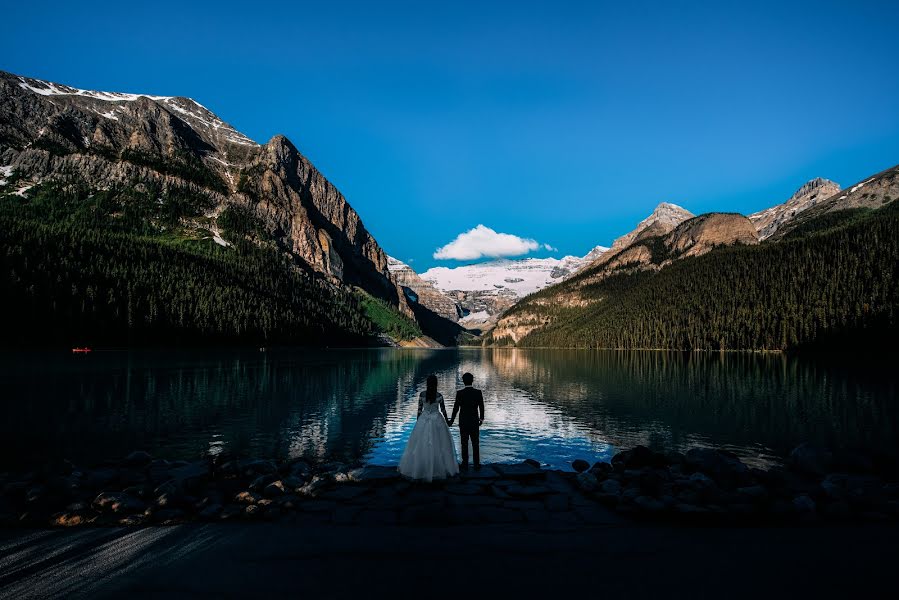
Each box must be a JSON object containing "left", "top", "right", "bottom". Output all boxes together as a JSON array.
[
  {"left": 493, "top": 463, "right": 544, "bottom": 481},
  {"left": 575, "top": 472, "right": 598, "bottom": 492},
  {"left": 85, "top": 468, "right": 118, "bottom": 488},
  {"left": 263, "top": 480, "right": 287, "bottom": 498},
  {"left": 299, "top": 476, "right": 329, "bottom": 497},
  {"left": 634, "top": 496, "right": 665, "bottom": 512},
  {"left": 249, "top": 474, "right": 277, "bottom": 492},
  {"left": 590, "top": 462, "right": 613, "bottom": 477},
  {"left": 599, "top": 479, "right": 622, "bottom": 496},
  {"left": 119, "top": 514, "right": 149, "bottom": 526},
  {"left": 544, "top": 495, "right": 569, "bottom": 512},
  {"left": 446, "top": 483, "right": 486, "bottom": 496},
  {"left": 198, "top": 503, "right": 223, "bottom": 520},
  {"left": 220, "top": 504, "right": 243, "bottom": 520},
  {"left": 664, "top": 451, "right": 686, "bottom": 466},
  {"left": 674, "top": 503, "right": 709, "bottom": 514},
  {"left": 243, "top": 504, "right": 262, "bottom": 518},
  {"left": 92, "top": 492, "right": 147, "bottom": 514},
  {"left": 280, "top": 476, "right": 305, "bottom": 492},
  {"left": 611, "top": 446, "right": 668, "bottom": 470},
  {"left": 288, "top": 460, "right": 313, "bottom": 480},
  {"left": 52, "top": 512, "right": 89, "bottom": 526},
  {"left": 823, "top": 500, "right": 851, "bottom": 519},
  {"left": 788, "top": 444, "right": 833, "bottom": 476},
  {"left": 793, "top": 494, "right": 816, "bottom": 514},
  {"left": 571, "top": 459, "right": 590, "bottom": 473},
  {"left": 523, "top": 459, "right": 541, "bottom": 469},
  {"left": 349, "top": 466, "right": 400, "bottom": 484},
  {"left": 154, "top": 492, "right": 182, "bottom": 509},
  {"left": 684, "top": 448, "right": 749, "bottom": 488},
  {"left": 234, "top": 491, "right": 262, "bottom": 505},
  {"left": 505, "top": 484, "right": 551, "bottom": 498},
  {"left": 121, "top": 451, "right": 153, "bottom": 468},
  {"left": 238, "top": 459, "right": 278, "bottom": 477},
  {"left": 169, "top": 461, "right": 209, "bottom": 491},
  {"left": 736, "top": 485, "right": 768, "bottom": 500},
  {"left": 152, "top": 509, "right": 186, "bottom": 524}
]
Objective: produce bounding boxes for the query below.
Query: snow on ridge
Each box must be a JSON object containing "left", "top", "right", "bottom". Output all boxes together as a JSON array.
[
  {"left": 420, "top": 249, "right": 606, "bottom": 297},
  {"left": 849, "top": 178, "right": 874, "bottom": 194},
  {"left": 17, "top": 75, "right": 258, "bottom": 146},
  {"left": 18, "top": 77, "right": 170, "bottom": 102},
  {"left": 0, "top": 165, "right": 13, "bottom": 186}
]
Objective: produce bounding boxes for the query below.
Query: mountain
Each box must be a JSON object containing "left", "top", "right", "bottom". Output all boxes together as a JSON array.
[
  {"left": 749, "top": 178, "right": 841, "bottom": 240},
  {"left": 0, "top": 70, "right": 424, "bottom": 346},
  {"left": 386, "top": 256, "right": 461, "bottom": 321},
  {"left": 600, "top": 202, "right": 694, "bottom": 258},
  {"left": 418, "top": 246, "right": 608, "bottom": 327},
  {"left": 490, "top": 208, "right": 755, "bottom": 344},
  {"left": 765, "top": 165, "right": 899, "bottom": 241},
  {"left": 488, "top": 166, "right": 899, "bottom": 350}
]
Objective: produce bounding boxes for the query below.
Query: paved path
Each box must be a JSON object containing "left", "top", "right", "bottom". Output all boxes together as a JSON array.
[{"left": 1, "top": 521, "right": 897, "bottom": 598}]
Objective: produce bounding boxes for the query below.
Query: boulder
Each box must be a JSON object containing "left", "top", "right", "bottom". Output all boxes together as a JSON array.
[
  {"left": 234, "top": 491, "right": 262, "bottom": 505},
  {"left": 571, "top": 459, "right": 590, "bottom": 473},
  {"left": 793, "top": 494, "right": 816, "bottom": 514},
  {"left": 92, "top": 492, "right": 147, "bottom": 514},
  {"left": 264, "top": 480, "right": 287, "bottom": 498},
  {"left": 249, "top": 474, "right": 278, "bottom": 492},
  {"left": 523, "top": 459, "right": 541, "bottom": 469},
  {"left": 599, "top": 479, "right": 622, "bottom": 496},
  {"left": 575, "top": 472, "right": 599, "bottom": 492},
  {"left": 121, "top": 451, "right": 154, "bottom": 468},
  {"left": 634, "top": 496, "right": 665, "bottom": 512},
  {"left": 611, "top": 446, "right": 668, "bottom": 470},
  {"left": 684, "top": 448, "right": 750, "bottom": 488},
  {"left": 788, "top": 444, "right": 833, "bottom": 476},
  {"left": 590, "top": 462, "right": 613, "bottom": 477}
]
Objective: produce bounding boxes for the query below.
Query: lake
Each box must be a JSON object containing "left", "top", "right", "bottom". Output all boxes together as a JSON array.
[{"left": 1, "top": 348, "right": 896, "bottom": 472}]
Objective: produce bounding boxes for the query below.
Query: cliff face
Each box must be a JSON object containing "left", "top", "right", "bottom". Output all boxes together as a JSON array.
[
  {"left": 749, "top": 178, "right": 842, "bottom": 240},
  {"left": 765, "top": 166, "right": 899, "bottom": 240},
  {"left": 664, "top": 213, "right": 758, "bottom": 258},
  {"left": 0, "top": 70, "right": 410, "bottom": 315},
  {"left": 387, "top": 257, "right": 461, "bottom": 321}
]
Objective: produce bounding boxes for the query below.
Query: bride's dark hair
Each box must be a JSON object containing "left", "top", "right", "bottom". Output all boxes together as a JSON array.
[{"left": 425, "top": 374, "right": 438, "bottom": 403}]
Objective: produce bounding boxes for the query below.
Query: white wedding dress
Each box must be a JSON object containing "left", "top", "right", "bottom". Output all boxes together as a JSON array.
[{"left": 398, "top": 392, "right": 459, "bottom": 482}]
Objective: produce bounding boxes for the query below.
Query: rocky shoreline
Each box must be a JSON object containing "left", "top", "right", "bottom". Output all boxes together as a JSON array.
[{"left": 2, "top": 444, "right": 898, "bottom": 529}]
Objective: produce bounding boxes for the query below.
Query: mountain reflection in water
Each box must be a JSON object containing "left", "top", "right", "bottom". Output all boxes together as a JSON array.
[{"left": 1, "top": 348, "right": 896, "bottom": 471}]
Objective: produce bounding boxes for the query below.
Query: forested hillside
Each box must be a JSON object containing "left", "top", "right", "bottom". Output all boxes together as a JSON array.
[
  {"left": 489, "top": 203, "right": 899, "bottom": 350},
  {"left": 0, "top": 178, "right": 389, "bottom": 347}
]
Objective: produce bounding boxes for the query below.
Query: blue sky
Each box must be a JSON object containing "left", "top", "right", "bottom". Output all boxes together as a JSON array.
[{"left": 3, "top": 0, "right": 898, "bottom": 270}]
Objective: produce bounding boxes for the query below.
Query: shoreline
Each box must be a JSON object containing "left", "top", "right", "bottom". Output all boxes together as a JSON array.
[{"left": 3, "top": 443, "right": 897, "bottom": 530}]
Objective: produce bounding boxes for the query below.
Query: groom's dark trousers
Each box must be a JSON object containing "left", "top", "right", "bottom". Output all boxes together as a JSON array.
[
  {"left": 459, "top": 425, "right": 479, "bottom": 468},
  {"left": 452, "top": 386, "right": 485, "bottom": 468}
]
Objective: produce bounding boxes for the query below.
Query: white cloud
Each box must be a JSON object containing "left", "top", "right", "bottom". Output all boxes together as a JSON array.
[{"left": 433, "top": 225, "right": 552, "bottom": 261}]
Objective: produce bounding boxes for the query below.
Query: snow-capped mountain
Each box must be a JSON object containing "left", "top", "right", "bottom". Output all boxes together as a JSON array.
[
  {"left": 417, "top": 247, "right": 608, "bottom": 327},
  {"left": 421, "top": 247, "right": 608, "bottom": 297}
]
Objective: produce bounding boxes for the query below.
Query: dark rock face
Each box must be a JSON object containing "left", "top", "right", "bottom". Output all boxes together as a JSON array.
[{"left": 0, "top": 69, "right": 411, "bottom": 316}]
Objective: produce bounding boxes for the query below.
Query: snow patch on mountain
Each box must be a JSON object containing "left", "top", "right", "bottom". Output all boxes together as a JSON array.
[
  {"left": 420, "top": 246, "right": 608, "bottom": 297},
  {"left": 16, "top": 75, "right": 257, "bottom": 147}
]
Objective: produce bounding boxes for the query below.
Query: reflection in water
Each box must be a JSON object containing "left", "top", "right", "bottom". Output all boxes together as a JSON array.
[{"left": 0, "top": 348, "right": 896, "bottom": 471}]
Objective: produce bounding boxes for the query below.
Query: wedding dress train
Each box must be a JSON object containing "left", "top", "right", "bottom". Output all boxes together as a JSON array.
[{"left": 398, "top": 392, "right": 459, "bottom": 482}]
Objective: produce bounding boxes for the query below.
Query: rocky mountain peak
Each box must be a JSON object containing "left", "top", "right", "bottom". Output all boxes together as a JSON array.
[
  {"left": 601, "top": 202, "right": 695, "bottom": 259},
  {"left": 0, "top": 68, "right": 411, "bottom": 320},
  {"left": 750, "top": 177, "right": 842, "bottom": 240}
]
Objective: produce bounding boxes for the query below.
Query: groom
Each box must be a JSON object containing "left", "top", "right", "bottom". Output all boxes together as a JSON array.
[{"left": 448, "top": 372, "right": 485, "bottom": 470}]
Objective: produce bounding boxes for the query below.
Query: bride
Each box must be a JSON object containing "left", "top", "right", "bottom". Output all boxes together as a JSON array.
[{"left": 398, "top": 375, "right": 459, "bottom": 482}]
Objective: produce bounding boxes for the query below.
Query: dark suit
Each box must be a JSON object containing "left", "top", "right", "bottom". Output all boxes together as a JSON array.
[{"left": 451, "top": 386, "right": 485, "bottom": 467}]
